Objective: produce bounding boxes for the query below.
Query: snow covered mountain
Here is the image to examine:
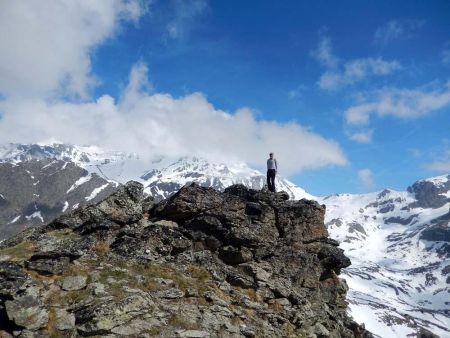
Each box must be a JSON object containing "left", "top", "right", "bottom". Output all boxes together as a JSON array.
[{"left": 321, "top": 175, "right": 450, "bottom": 337}]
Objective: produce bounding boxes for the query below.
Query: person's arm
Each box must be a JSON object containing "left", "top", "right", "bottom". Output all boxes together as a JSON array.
[{"left": 275, "top": 159, "right": 278, "bottom": 171}]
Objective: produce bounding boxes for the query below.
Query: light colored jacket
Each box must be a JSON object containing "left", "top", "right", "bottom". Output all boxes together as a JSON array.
[{"left": 267, "top": 158, "right": 277, "bottom": 170}]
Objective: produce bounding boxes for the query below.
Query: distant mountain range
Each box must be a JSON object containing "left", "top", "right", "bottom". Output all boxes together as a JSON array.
[{"left": 0, "top": 142, "right": 449, "bottom": 337}]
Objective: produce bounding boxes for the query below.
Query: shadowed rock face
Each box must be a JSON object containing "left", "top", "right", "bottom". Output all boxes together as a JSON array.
[
  {"left": 0, "top": 159, "right": 117, "bottom": 241},
  {"left": 407, "top": 176, "right": 450, "bottom": 209},
  {"left": 0, "top": 181, "right": 371, "bottom": 338}
]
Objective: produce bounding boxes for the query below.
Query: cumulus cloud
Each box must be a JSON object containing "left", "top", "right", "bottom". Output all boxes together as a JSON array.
[
  {"left": 0, "top": 0, "right": 144, "bottom": 99},
  {"left": 0, "top": 63, "right": 348, "bottom": 176},
  {"left": 166, "top": 0, "right": 208, "bottom": 40},
  {"left": 358, "top": 169, "right": 375, "bottom": 188},
  {"left": 312, "top": 36, "right": 401, "bottom": 91},
  {"left": 344, "top": 81, "right": 450, "bottom": 125},
  {"left": 374, "top": 19, "right": 425, "bottom": 46}
]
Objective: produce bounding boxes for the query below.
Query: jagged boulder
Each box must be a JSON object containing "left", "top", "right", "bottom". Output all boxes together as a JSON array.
[
  {"left": 0, "top": 181, "right": 371, "bottom": 337},
  {"left": 49, "top": 180, "right": 144, "bottom": 230}
]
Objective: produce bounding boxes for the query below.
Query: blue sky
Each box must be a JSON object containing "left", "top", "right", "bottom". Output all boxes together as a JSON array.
[{"left": 0, "top": 0, "right": 449, "bottom": 195}]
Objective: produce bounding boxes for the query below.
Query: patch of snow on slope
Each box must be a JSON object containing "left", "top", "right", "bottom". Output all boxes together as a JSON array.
[
  {"left": 85, "top": 183, "right": 109, "bottom": 201},
  {"left": 8, "top": 216, "right": 21, "bottom": 224},
  {"left": 67, "top": 174, "right": 92, "bottom": 193},
  {"left": 25, "top": 211, "right": 44, "bottom": 223}
]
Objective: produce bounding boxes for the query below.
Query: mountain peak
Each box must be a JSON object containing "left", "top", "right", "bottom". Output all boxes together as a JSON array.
[{"left": 419, "top": 174, "right": 450, "bottom": 187}]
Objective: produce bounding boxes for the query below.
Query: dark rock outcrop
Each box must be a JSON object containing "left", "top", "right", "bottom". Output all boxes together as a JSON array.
[
  {"left": 407, "top": 176, "right": 450, "bottom": 209},
  {"left": 0, "top": 181, "right": 371, "bottom": 337}
]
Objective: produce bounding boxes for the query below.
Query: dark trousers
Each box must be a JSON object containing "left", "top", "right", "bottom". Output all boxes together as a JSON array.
[{"left": 267, "top": 169, "right": 276, "bottom": 192}]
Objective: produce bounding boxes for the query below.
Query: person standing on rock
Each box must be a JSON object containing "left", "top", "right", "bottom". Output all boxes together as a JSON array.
[{"left": 267, "top": 152, "right": 277, "bottom": 192}]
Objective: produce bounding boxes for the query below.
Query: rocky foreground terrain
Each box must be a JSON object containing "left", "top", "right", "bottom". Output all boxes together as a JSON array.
[{"left": 0, "top": 181, "right": 370, "bottom": 337}]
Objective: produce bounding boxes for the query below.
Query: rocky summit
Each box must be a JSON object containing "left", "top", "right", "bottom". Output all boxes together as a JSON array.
[{"left": 0, "top": 181, "right": 370, "bottom": 337}]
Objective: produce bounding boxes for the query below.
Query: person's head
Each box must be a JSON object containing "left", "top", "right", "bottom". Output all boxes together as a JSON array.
[{"left": 269, "top": 152, "right": 273, "bottom": 159}]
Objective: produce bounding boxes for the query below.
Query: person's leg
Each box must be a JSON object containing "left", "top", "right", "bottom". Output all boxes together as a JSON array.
[
  {"left": 273, "top": 172, "right": 276, "bottom": 192},
  {"left": 267, "top": 170, "right": 271, "bottom": 191},
  {"left": 268, "top": 169, "right": 275, "bottom": 192}
]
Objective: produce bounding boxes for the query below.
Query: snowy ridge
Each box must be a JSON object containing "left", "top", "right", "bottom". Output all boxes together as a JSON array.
[
  {"left": 421, "top": 175, "right": 449, "bottom": 188},
  {"left": 0, "top": 142, "right": 137, "bottom": 167}
]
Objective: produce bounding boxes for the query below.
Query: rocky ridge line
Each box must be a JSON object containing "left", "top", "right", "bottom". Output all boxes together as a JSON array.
[{"left": 0, "top": 181, "right": 371, "bottom": 337}]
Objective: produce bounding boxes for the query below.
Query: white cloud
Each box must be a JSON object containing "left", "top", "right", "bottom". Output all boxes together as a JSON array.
[
  {"left": 311, "top": 36, "right": 339, "bottom": 69},
  {"left": 319, "top": 58, "right": 401, "bottom": 90},
  {"left": 0, "top": 2, "right": 347, "bottom": 177},
  {"left": 374, "top": 19, "right": 425, "bottom": 46},
  {"left": 312, "top": 36, "right": 401, "bottom": 91},
  {"left": 166, "top": 0, "right": 208, "bottom": 40},
  {"left": 358, "top": 168, "right": 375, "bottom": 188},
  {"left": 347, "top": 130, "right": 373, "bottom": 143},
  {"left": 0, "top": 63, "right": 348, "bottom": 176},
  {"left": 345, "top": 82, "right": 450, "bottom": 125},
  {"left": 0, "top": 0, "right": 144, "bottom": 100}
]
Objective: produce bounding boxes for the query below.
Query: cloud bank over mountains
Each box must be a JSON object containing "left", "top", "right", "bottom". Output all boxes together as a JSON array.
[
  {"left": 0, "top": 63, "right": 347, "bottom": 176},
  {"left": 0, "top": 1, "right": 347, "bottom": 176}
]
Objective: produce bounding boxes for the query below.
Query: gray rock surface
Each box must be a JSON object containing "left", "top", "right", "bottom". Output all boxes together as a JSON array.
[
  {"left": 5, "top": 296, "right": 48, "bottom": 330},
  {"left": 62, "top": 275, "right": 88, "bottom": 291},
  {"left": 55, "top": 308, "right": 75, "bottom": 330}
]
